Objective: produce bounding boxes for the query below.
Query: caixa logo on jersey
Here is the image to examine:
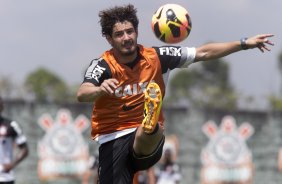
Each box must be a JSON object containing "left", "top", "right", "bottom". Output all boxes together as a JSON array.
[
  {"left": 201, "top": 116, "right": 254, "bottom": 184},
  {"left": 37, "top": 109, "right": 90, "bottom": 180}
]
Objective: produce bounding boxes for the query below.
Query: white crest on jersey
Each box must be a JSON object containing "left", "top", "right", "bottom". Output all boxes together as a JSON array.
[{"left": 159, "top": 47, "right": 181, "bottom": 56}]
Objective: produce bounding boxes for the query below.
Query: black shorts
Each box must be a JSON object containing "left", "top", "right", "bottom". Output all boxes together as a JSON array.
[
  {"left": 0, "top": 181, "right": 14, "bottom": 184},
  {"left": 98, "top": 132, "right": 165, "bottom": 184}
]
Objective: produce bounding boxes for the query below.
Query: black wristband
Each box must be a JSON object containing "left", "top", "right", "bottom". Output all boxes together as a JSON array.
[{"left": 240, "top": 37, "right": 248, "bottom": 50}]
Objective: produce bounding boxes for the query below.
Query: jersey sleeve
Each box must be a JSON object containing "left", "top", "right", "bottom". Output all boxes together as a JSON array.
[
  {"left": 83, "top": 58, "right": 112, "bottom": 86},
  {"left": 153, "top": 46, "right": 196, "bottom": 74},
  {"left": 10, "top": 121, "right": 27, "bottom": 146}
]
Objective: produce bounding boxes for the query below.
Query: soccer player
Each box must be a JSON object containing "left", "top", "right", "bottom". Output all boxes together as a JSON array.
[
  {"left": 0, "top": 97, "right": 29, "bottom": 184},
  {"left": 76, "top": 4, "right": 274, "bottom": 183},
  {"left": 156, "top": 148, "right": 181, "bottom": 184}
]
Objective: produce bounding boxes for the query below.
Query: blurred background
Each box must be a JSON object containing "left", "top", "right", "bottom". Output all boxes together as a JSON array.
[{"left": 1, "top": 0, "right": 282, "bottom": 183}]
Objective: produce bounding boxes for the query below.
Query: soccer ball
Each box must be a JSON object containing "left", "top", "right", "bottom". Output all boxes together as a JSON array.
[{"left": 151, "top": 4, "right": 192, "bottom": 44}]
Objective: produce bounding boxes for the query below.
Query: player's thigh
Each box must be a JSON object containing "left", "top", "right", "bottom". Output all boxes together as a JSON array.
[{"left": 98, "top": 134, "right": 135, "bottom": 183}]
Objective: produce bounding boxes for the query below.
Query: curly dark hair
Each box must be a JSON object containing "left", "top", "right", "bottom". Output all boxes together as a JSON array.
[{"left": 98, "top": 4, "right": 139, "bottom": 37}]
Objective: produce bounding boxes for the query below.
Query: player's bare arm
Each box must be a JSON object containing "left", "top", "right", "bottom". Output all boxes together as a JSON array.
[
  {"left": 3, "top": 144, "right": 28, "bottom": 172},
  {"left": 194, "top": 34, "right": 274, "bottom": 62},
  {"left": 77, "top": 79, "right": 119, "bottom": 102}
]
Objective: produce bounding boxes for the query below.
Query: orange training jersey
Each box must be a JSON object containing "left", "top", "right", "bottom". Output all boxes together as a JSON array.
[{"left": 83, "top": 45, "right": 196, "bottom": 139}]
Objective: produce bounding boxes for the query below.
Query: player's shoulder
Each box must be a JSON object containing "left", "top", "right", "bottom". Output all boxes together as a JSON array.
[
  {"left": 87, "top": 57, "right": 111, "bottom": 72},
  {"left": 0, "top": 116, "right": 13, "bottom": 126},
  {"left": 84, "top": 57, "right": 112, "bottom": 84},
  {"left": 0, "top": 116, "right": 23, "bottom": 135},
  {"left": 90, "top": 57, "right": 107, "bottom": 65}
]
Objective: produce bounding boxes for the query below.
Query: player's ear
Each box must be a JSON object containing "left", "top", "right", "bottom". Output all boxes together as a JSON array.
[{"left": 106, "top": 35, "right": 113, "bottom": 46}]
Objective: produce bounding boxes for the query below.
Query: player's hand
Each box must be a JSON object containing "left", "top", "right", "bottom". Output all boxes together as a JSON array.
[
  {"left": 100, "top": 78, "right": 119, "bottom": 95},
  {"left": 246, "top": 34, "right": 274, "bottom": 52},
  {"left": 3, "top": 163, "right": 13, "bottom": 172}
]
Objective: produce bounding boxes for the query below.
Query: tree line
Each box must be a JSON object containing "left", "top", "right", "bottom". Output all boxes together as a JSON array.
[{"left": 1, "top": 51, "right": 282, "bottom": 110}]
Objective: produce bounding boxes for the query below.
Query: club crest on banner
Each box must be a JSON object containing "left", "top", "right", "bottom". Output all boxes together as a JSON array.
[
  {"left": 37, "top": 109, "right": 90, "bottom": 180},
  {"left": 201, "top": 115, "right": 254, "bottom": 184}
]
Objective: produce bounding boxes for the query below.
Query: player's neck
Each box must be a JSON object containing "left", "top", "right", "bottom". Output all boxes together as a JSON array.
[{"left": 113, "top": 50, "right": 138, "bottom": 64}]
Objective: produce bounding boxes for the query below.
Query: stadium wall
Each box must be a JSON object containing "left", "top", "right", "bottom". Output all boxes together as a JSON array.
[{"left": 2, "top": 100, "right": 282, "bottom": 184}]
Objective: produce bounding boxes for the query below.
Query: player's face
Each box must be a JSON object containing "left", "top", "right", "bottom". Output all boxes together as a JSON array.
[{"left": 107, "top": 21, "right": 138, "bottom": 56}]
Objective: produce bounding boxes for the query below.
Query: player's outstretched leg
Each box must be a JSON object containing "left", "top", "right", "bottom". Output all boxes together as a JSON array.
[{"left": 142, "top": 82, "right": 162, "bottom": 134}]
